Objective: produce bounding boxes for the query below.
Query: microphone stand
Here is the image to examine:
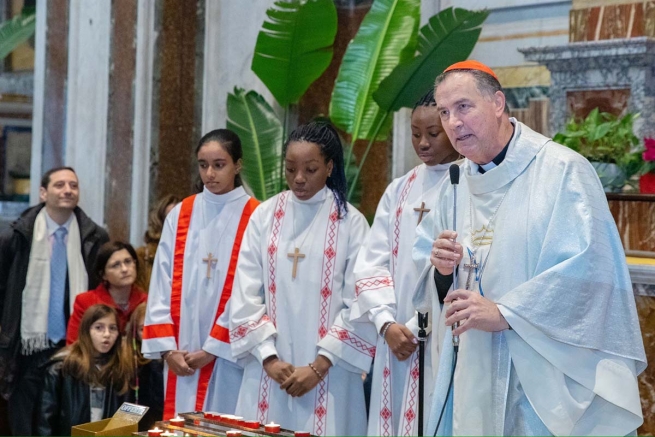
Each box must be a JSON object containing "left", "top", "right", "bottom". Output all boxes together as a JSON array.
[{"left": 418, "top": 311, "right": 428, "bottom": 436}]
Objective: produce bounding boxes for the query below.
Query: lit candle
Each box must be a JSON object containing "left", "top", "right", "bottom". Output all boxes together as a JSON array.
[
  {"left": 264, "top": 422, "right": 281, "bottom": 433},
  {"left": 243, "top": 419, "right": 260, "bottom": 429},
  {"left": 169, "top": 415, "right": 185, "bottom": 427},
  {"left": 221, "top": 414, "right": 235, "bottom": 424},
  {"left": 294, "top": 432, "right": 310, "bottom": 437},
  {"left": 226, "top": 431, "right": 242, "bottom": 437},
  {"left": 148, "top": 427, "right": 163, "bottom": 437}
]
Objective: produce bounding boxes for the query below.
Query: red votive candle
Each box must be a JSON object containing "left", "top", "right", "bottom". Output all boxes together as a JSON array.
[
  {"left": 265, "top": 422, "right": 281, "bottom": 433},
  {"left": 243, "top": 419, "right": 260, "bottom": 429},
  {"left": 294, "top": 432, "right": 310, "bottom": 437},
  {"left": 169, "top": 415, "right": 185, "bottom": 427},
  {"left": 233, "top": 416, "right": 244, "bottom": 426},
  {"left": 148, "top": 427, "right": 163, "bottom": 437},
  {"left": 226, "top": 430, "right": 242, "bottom": 437}
]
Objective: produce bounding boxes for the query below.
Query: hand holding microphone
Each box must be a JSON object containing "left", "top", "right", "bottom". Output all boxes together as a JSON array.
[{"left": 430, "top": 231, "right": 463, "bottom": 275}]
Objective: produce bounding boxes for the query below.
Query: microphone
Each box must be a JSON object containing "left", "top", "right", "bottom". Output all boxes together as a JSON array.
[{"left": 449, "top": 164, "right": 460, "bottom": 349}]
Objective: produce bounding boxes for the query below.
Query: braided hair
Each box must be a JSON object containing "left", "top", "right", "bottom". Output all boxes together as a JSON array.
[
  {"left": 412, "top": 88, "right": 437, "bottom": 113},
  {"left": 283, "top": 121, "right": 349, "bottom": 218}
]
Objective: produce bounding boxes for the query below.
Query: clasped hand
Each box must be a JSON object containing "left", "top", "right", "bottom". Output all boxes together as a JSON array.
[
  {"left": 384, "top": 323, "right": 417, "bottom": 361},
  {"left": 263, "top": 355, "right": 332, "bottom": 398},
  {"left": 165, "top": 349, "right": 216, "bottom": 376}
]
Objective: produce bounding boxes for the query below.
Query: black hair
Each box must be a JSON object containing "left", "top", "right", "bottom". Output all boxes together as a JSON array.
[
  {"left": 435, "top": 69, "right": 509, "bottom": 114},
  {"left": 283, "top": 121, "right": 349, "bottom": 218},
  {"left": 41, "top": 166, "right": 77, "bottom": 189},
  {"left": 95, "top": 241, "right": 139, "bottom": 285},
  {"left": 194, "top": 129, "right": 243, "bottom": 192},
  {"left": 412, "top": 88, "right": 437, "bottom": 113}
]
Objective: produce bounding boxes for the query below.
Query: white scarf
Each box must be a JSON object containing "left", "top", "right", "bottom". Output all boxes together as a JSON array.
[{"left": 21, "top": 208, "right": 88, "bottom": 354}]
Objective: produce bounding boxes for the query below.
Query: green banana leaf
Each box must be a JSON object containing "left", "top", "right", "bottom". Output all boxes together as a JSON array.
[
  {"left": 373, "top": 7, "right": 489, "bottom": 112},
  {"left": 252, "top": 0, "right": 337, "bottom": 107},
  {"left": 329, "top": 0, "right": 420, "bottom": 142},
  {"left": 226, "top": 87, "right": 284, "bottom": 201},
  {"left": 0, "top": 8, "right": 36, "bottom": 61}
]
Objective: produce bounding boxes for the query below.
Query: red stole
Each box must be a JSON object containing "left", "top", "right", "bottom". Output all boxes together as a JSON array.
[{"left": 163, "top": 194, "right": 259, "bottom": 419}]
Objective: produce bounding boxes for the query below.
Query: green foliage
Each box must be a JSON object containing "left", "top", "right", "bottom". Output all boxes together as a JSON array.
[
  {"left": 226, "top": 88, "right": 284, "bottom": 201},
  {"left": 251, "top": 0, "right": 337, "bottom": 107},
  {"left": 373, "top": 7, "right": 489, "bottom": 112},
  {"left": 329, "top": 0, "right": 420, "bottom": 142},
  {"left": 553, "top": 108, "right": 643, "bottom": 179},
  {"left": 0, "top": 7, "right": 36, "bottom": 61}
]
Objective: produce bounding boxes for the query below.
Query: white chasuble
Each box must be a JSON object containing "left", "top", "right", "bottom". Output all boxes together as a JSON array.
[
  {"left": 229, "top": 187, "right": 376, "bottom": 436},
  {"left": 143, "top": 186, "right": 258, "bottom": 418},
  {"left": 413, "top": 120, "right": 646, "bottom": 436},
  {"left": 352, "top": 163, "right": 453, "bottom": 436}
]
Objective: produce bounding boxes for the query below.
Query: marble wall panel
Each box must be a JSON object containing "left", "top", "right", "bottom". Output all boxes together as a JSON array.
[
  {"left": 608, "top": 194, "right": 655, "bottom": 254},
  {"left": 636, "top": 294, "right": 655, "bottom": 435},
  {"left": 570, "top": 2, "right": 653, "bottom": 42},
  {"left": 566, "top": 88, "right": 631, "bottom": 119}
]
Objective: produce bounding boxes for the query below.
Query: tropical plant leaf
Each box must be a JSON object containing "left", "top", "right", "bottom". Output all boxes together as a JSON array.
[
  {"left": 252, "top": 0, "right": 337, "bottom": 107},
  {"left": 226, "top": 87, "right": 284, "bottom": 200},
  {"left": 373, "top": 7, "right": 489, "bottom": 112},
  {"left": 0, "top": 8, "right": 36, "bottom": 60},
  {"left": 329, "top": 0, "right": 420, "bottom": 141}
]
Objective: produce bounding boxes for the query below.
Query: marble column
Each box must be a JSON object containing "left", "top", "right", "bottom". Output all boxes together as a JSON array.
[
  {"left": 104, "top": 0, "right": 137, "bottom": 242},
  {"left": 153, "top": 0, "right": 203, "bottom": 202},
  {"left": 29, "top": 0, "right": 69, "bottom": 203},
  {"left": 63, "top": 0, "right": 111, "bottom": 225}
]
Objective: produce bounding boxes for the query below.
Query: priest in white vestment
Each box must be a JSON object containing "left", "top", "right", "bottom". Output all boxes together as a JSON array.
[
  {"left": 143, "top": 130, "right": 258, "bottom": 418},
  {"left": 351, "top": 89, "right": 461, "bottom": 436},
  {"left": 229, "top": 122, "right": 377, "bottom": 436},
  {"left": 412, "top": 61, "right": 646, "bottom": 436}
]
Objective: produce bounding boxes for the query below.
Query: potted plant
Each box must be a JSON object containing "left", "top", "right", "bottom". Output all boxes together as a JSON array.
[{"left": 553, "top": 108, "right": 643, "bottom": 192}]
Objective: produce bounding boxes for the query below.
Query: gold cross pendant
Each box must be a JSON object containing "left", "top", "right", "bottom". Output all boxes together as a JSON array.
[
  {"left": 203, "top": 253, "right": 218, "bottom": 279},
  {"left": 414, "top": 201, "right": 430, "bottom": 225},
  {"left": 287, "top": 247, "right": 305, "bottom": 279}
]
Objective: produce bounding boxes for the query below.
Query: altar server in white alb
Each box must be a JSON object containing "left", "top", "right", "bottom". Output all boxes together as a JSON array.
[
  {"left": 412, "top": 60, "right": 646, "bottom": 436},
  {"left": 352, "top": 89, "right": 461, "bottom": 436},
  {"left": 142, "top": 129, "right": 259, "bottom": 419},
  {"left": 229, "top": 122, "right": 376, "bottom": 436}
]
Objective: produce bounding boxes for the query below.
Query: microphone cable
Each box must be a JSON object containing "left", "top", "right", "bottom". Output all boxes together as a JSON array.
[
  {"left": 433, "top": 345, "right": 458, "bottom": 436},
  {"left": 433, "top": 163, "right": 462, "bottom": 437}
]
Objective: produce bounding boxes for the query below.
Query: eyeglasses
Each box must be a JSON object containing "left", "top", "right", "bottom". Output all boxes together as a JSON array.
[{"left": 107, "top": 258, "right": 135, "bottom": 271}]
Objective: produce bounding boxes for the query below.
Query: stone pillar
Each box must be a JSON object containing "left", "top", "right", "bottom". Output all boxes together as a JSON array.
[
  {"left": 104, "top": 0, "right": 137, "bottom": 242},
  {"left": 30, "top": 0, "right": 69, "bottom": 203},
  {"left": 153, "top": 0, "right": 203, "bottom": 202}
]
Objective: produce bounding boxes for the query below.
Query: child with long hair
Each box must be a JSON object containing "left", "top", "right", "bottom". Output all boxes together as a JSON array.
[
  {"left": 126, "top": 303, "right": 163, "bottom": 431},
  {"left": 37, "top": 304, "right": 132, "bottom": 436}
]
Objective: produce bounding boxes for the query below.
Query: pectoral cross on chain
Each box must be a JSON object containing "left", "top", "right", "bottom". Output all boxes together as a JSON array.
[
  {"left": 464, "top": 254, "right": 479, "bottom": 290},
  {"left": 287, "top": 247, "right": 305, "bottom": 279},
  {"left": 413, "top": 202, "right": 430, "bottom": 225},
  {"left": 203, "top": 253, "right": 217, "bottom": 279}
]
